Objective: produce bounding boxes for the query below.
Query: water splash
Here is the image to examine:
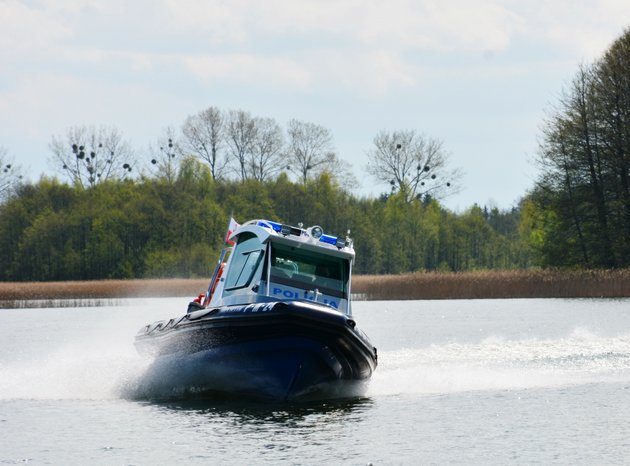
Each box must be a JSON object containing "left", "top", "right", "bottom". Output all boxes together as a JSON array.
[
  {"left": 0, "top": 339, "right": 149, "bottom": 400},
  {"left": 0, "top": 298, "right": 192, "bottom": 401},
  {"left": 368, "top": 328, "right": 630, "bottom": 396},
  {"left": 1, "top": 316, "right": 629, "bottom": 401}
]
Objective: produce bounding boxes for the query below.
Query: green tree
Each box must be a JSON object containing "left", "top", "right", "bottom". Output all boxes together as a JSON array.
[{"left": 531, "top": 28, "right": 630, "bottom": 267}]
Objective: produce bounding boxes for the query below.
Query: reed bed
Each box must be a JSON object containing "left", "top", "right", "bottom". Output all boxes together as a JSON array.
[
  {"left": 0, "top": 298, "right": 126, "bottom": 309},
  {"left": 0, "top": 270, "right": 628, "bottom": 307},
  {"left": 0, "top": 278, "right": 209, "bottom": 302},
  {"left": 352, "top": 269, "right": 630, "bottom": 300}
]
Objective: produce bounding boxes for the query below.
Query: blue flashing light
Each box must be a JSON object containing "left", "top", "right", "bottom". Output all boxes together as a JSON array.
[
  {"left": 258, "top": 220, "right": 282, "bottom": 232},
  {"left": 319, "top": 234, "right": 337, "bottom": 245}
]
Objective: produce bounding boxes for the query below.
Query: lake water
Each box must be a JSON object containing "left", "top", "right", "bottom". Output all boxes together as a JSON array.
[{"left": 1, "top": 298, "right": 630, "bottom": 464}]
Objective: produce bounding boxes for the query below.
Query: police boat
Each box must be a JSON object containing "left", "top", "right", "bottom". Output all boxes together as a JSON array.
[{"left": 134, "top": 219, "right": 378, "bottom": 401}]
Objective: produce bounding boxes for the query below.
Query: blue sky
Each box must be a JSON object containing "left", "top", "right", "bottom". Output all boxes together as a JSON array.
[{"left": 2, "top": 0, "right": 630, "bottom": 210}]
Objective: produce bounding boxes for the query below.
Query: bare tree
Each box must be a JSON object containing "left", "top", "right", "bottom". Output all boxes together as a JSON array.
[
  {"left": 367, "top": 130, "right": 460, "bottom": 202},
  {"left": 49, "top": 125, "right": 135, "bottom": 188},
  {"left": 248, "top": 117, "right": 285, "bottom": 182},
  {"left": 319, "top": 152, "right": 359, "bottom": 189},
  {"left": 0, "top": 146, "right": 22, "bottom": 200},
  {"left": 181, "top": 106, "right": 227, "bottom": 180},
  {"left": 286, "top": 119, "right": 336, "bottom": 184},
  {"left": 147, "top": 127, "right": 183, "bottom": 184},
  {"left": 226, "top": 110, "right": 257, "bottom": 181}
]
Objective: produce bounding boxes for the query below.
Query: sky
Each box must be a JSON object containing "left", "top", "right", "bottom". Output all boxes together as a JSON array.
[{"left": 2, "top": 0, "right": 630, "bottom": 210}]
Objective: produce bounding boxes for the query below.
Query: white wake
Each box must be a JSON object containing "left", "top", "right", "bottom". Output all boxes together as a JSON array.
[
  {"left": 1, "top": 322, "right": 629, "bottom": 400},
  {"left": 368, "top": 327, "right": 630, "bottom": 396}
]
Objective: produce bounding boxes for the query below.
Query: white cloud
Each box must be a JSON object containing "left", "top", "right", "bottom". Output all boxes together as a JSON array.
[
  {"left": 178, "top": 48, "right": 417, "bottom": 94},
  {"left": 157, "top": 0, "right": 520, "bottom": 53},
  {"left": 4, "top": 0, "right": 630, "bottom": 95},
  {"left": 181, "top": 53, "right": 313, "bottom": 90},
  {"left": 511, "top": 0, "right": 630, "bottom": 59},
  {"left": 348, "top": 0, "right": 518, "bottom": 52},
  {"left": 150, "top": 0, "right": 630, "bottom": 61},
  {"left": 35, "top": 0, "right": 104, "bottom": 13},
  {"left": 306, "top": 48, "right": 417, "bottom": 94},
  {"left": 0, "top": 0, "right": 71, "bottom": 62},
  {"left": 153, "top": 0, "right": 248, "bottom": 44}
]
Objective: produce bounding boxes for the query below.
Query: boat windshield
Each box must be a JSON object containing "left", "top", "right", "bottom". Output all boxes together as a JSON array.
[{"left": 269, "top": 242, "right": 348, "bottom": 298}]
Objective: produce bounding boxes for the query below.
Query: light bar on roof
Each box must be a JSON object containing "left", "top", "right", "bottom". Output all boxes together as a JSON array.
[
  {"left": 319, "top": 234, "right": 337, "bottom": 245},
  {"left": 255, "top": 220, "right": 348, "bottom": 248},
  {"left": 258, "top": 220, "right": 282, "bottom": 232}
]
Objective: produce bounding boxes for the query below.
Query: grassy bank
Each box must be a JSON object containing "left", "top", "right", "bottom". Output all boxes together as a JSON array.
[{"left": 0, "top": 270, "right": 628, "bottom": 305}]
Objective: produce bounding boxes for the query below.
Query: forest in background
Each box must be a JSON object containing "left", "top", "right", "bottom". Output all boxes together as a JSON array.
[{"left": 0, "top": 166, "right": 528, "bottom": 281}]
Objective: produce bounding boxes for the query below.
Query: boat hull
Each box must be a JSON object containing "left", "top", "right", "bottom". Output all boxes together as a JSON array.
[{"left": 134, "top": 301, "right": 377, "bottom": 401}]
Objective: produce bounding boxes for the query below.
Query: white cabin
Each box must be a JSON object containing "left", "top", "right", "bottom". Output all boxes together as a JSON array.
[{"left": 209, "top": 220, "right": 355, "bottom": 315}]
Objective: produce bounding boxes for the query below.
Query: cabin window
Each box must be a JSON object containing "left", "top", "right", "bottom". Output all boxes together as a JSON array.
[
  {"left": 224, "top": 233, "right": 264, "bottom": 290},
  {"left": 270, "top": 242, "right": 348, "bottom": 298}
]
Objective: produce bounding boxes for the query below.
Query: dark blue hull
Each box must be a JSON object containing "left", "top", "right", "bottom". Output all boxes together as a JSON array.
[{"left": 135, "top": 301, "right": 377, "bottom": 401}]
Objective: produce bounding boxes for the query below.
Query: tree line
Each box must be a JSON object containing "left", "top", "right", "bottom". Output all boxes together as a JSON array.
[
  {"left": 0, "top": 103, "right": 473, "bottom": 281},
  {"left": 0, "top": 162, "right": 527, "bottom": 281},
  {"left": 525, "top": 28, "right": 630, "bottom": 268}
]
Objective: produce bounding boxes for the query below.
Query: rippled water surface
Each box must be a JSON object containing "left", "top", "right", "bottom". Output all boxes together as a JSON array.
[{"left": 1, "top": 298, "right": 630, "bottom": 464}]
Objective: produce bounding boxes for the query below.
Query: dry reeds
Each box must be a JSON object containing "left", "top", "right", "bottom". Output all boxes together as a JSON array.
[
  {"left": 352, "top": 269, "right": 630, "bottom": 300},
  {"left": 0, "top": 278, "right": 209, "bottom": 302},
  {"left": 0, "top": 270, "right": 629, "bottom": 306}
]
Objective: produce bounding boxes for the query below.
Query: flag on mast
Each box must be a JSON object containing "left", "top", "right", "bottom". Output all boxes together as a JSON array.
[{"left": 225, "top": 217, "right": 240, "bottom": 246}]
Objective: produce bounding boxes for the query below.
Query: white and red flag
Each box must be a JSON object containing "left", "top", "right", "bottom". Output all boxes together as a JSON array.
[{"left": 225, "top": 217, "right": 240, "bottom": 246}]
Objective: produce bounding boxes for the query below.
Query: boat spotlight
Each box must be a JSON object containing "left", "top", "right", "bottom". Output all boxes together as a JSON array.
[{"left": 309, "top": 226, "right": 324, "bottom": 239}]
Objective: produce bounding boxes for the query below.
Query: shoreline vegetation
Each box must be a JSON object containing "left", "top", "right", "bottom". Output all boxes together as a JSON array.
[
  {"left": 355, "top": 269, "right": 630, "bottom": 300},
  {"left": 0, "top": 270, "right": 628, "bottom": 308}
]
